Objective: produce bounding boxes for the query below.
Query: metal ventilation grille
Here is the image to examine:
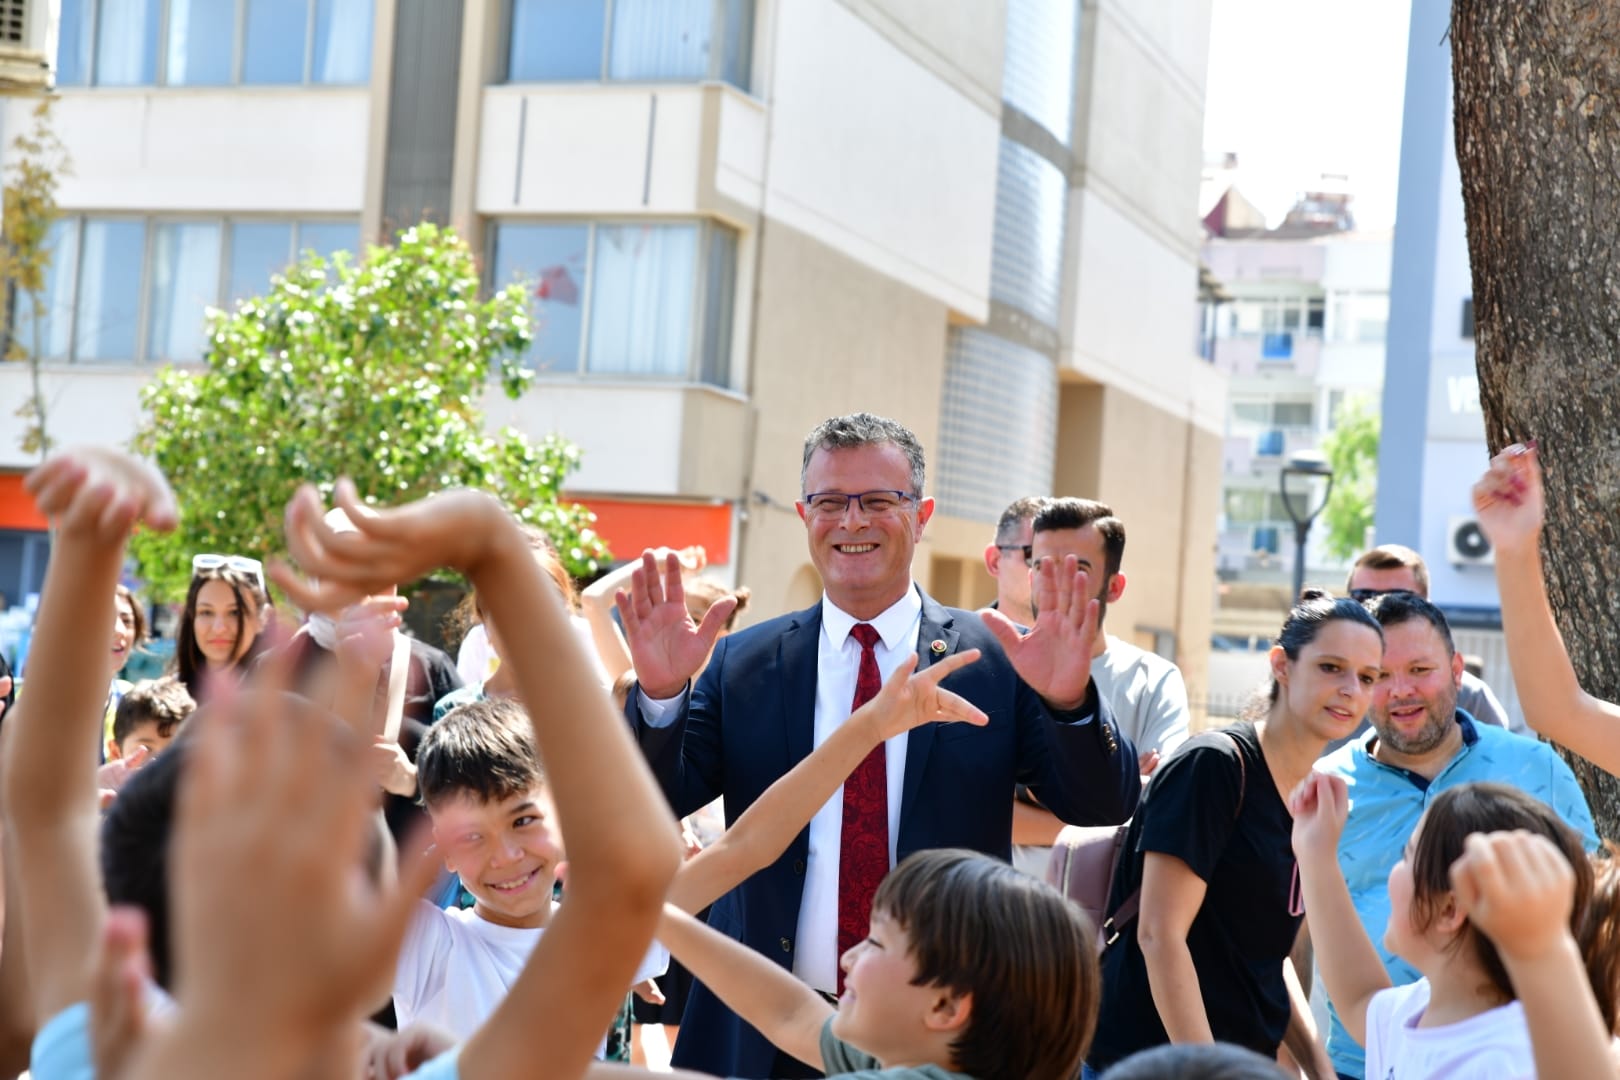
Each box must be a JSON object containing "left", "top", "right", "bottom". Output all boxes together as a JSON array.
[{"left": 0, "top": 0, "right": 24, "bottom": 45}]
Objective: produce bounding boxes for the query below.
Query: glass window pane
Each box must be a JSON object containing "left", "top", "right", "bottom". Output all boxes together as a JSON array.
[
  {"left": 698, "top": 226, "right": 736, "bottom": 387},
  {"left": 296, "top": 221, "right": 361, "bottom": 261},
  {"left": 228, "top": 222, "right": 293, "bottom": 304},
  {"left": 718, "top": 0, "right": 754, "bottom": 89},
  {"left": 608, "top": 0, "right": 711, "bottom": 81},
  {"left": 74, "top": 220, "right": 147, "bottom": 363},
  {"left": 95, "top": 0, "right": 160, "bottom": 86},
  {"left": 988, "top": 138, "right": 1067, "bottom": 328},
  {"left": 244, "top": 0, "right": 310, "bottom": 84},
  {"left": 14, "top": 220, "right": 78, "bottom": 361},
  {"left": 586, "top": 224, "right": 698, "bottom": 376},
  {"left": 55, "top": 0, "right": 93, "bottom": 86},
  {"left": 165, "top": 0, "right": 236, "bottom": 85},
  {"left": 492, "top": 224, "right": 589, "bottom": 372},
  {"left": 148, "top": 223, "right": 223, "bottom": 362},
  {"left": 312, "top": 0, "right": 373, "bottom": 84},
  {"left": 508, "top": 0, "right": 605, "bottom": 81},
  {"left": 1001, "top": 0, "right": 1079, "bottom": 145}
]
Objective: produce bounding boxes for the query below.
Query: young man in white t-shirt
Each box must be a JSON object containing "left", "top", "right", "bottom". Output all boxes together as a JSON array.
[{"left": 396, "top": 698, "right": 666, "bottom": 1051}]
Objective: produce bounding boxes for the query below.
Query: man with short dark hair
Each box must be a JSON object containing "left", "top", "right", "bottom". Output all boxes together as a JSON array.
[
  {"left": 622, "top": 412, "right": 1138, "bottom": 1078},
  {"left": 1345, "top": 544, "right": 1516, "bottom": 732},
  {"left": 982, "top": 495, "right": 1049, "bottom": 627},
  {"left": 1314, "top": 590, "right": 1594, "bottom": 1079}
]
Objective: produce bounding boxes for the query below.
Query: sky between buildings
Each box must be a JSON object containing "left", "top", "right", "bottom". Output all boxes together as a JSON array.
[{"left": 1202, "top": 0, "right": 1415, "bottom": 230}]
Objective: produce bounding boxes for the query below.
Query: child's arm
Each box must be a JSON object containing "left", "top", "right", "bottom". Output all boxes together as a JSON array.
[
  {"left": 668, "top": 650, "right": 984, "bottom": 912},
  {"left": 656, "top": 903, "right": 832, "bottom": 1070},
  {"left": 1473, "top": 444, "right": 1620, "bottom": 771},
  {"left": 271, "top": 481, "right": 683, "bottom": 1080},
  {"left": 1452, "top": 830, "right": 1619, "bottom": 1080},
  {"left": 1, "top": 449, "right": 177, "bottom": 1024},
  {"left": 1288, "top": 771, "right": 1390, "bottom": 1046}
]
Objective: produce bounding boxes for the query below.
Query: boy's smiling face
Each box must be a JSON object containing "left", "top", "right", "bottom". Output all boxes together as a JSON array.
[
  {"left": 833, "top": 910, "right": 968, "bottom": 1066},
  {"left": 430, "top": 785, "right": 561, "bottom": 929}
]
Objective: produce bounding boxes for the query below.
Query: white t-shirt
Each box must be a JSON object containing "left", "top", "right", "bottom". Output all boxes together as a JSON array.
[
  {"left": 1364, "top": 978, "right": 1534, "bottom": 1079},
  {"left": 394, "top": 900, "right": 668, "bottom": 1055},
  {"left": 1090, "top": 634, "right": 1190, "bottom": 758}
]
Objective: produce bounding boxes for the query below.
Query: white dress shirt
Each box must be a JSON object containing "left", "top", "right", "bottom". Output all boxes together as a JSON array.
[{"left": 638, "top": 585, "right": 923, "bottom": 994}]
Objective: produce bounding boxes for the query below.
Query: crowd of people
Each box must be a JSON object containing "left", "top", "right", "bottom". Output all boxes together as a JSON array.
[{"left": 0, "top": 417, "right": 1612, "bottom": 1080}]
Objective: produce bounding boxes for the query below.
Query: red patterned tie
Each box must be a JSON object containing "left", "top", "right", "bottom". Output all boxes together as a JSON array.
[{"left": 837, "top": 623, "right": 889, "bottom": 993}]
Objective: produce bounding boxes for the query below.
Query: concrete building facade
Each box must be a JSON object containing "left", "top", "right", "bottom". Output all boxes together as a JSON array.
[{"left": 0, "top": 0, "right": 1223, "bottom": 698}]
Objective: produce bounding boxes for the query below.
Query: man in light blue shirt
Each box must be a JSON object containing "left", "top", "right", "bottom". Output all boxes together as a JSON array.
[{"left": 1316, "top": 591, "right": 1597, "bottom": 1080}]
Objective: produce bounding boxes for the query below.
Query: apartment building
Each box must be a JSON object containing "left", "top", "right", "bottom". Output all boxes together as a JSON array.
[{"left": 0, "top": 0, "right": 1222, "bottom": 696}]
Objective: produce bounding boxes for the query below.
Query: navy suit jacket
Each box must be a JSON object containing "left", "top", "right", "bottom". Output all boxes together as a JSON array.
[{"left": 630, "top": 589, "right": 1140, "bottom": 1078}]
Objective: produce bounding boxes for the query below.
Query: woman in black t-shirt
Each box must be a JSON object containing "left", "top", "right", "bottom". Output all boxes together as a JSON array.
[{"left": 1086, "top": 591, "right": 1384, "bottom": 1076}]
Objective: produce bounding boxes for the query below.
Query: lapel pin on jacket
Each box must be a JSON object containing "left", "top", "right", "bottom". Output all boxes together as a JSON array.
[{"left": 929, "top": 639, "right": 947, "bottom": 654}]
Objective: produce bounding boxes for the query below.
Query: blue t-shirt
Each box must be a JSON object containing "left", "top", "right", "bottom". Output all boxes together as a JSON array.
[
  {"left": 30, "top": 1000, "right": 460, "bottom": 1080},
  {"left": 1317, "top": 712, "right": 1598, "bottom": 1079}
]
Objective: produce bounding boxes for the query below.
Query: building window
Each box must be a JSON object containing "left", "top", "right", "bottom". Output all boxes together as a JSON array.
[
  {"left": 56, "top": 0, "right": 374, "bottom": 87},
  {"left": 1226, "top": 296, "right": 1327, "bottom": 340},
  {"left": 13, "top": 216, "right": 360, "bottom": 364},
  {"left": 491, "top": 220, "right": 739, "bottom": 387},
  {"left": 506, "top": 0, "right": 753, "bottom": 90}
]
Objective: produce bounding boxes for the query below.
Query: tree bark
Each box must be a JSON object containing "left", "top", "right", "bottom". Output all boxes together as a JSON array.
[{"left": 1452, "top": 0, "right": 1620, "bottom": 834}]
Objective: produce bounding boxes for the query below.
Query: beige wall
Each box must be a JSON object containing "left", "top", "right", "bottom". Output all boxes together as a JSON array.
[{"left": 735, "top": 221, "right": 966, "bottom": 622}]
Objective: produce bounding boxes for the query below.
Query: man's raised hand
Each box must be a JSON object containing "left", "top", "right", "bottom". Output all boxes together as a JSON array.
[
  {"left": 979, "top": 554, "right": 1099, "bottom": 711},
  {"left": 615, "top": 550, "right": 736, "bottom": 700}
]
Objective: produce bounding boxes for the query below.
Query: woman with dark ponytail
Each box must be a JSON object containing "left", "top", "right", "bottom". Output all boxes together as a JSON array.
[{"left": 1086, "top": 590, "right": 1384, "bottom": 1076}]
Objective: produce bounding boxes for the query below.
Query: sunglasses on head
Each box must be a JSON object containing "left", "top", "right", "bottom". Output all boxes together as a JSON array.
[{"left": 192, "top": 553, "right": 266, "bottom": 592}]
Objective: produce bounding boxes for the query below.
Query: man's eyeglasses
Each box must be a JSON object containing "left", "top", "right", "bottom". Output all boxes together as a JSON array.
[
  {"left": 802, "top": 490, "right": 917, "bottom": 517},
  {"left": 192, "top": 553, "right": 266, "bottom": 592},
  {"left": 1349, "top": 587, "right": 1419, "bottom": 603},
  {"left": 996, "top": 544, "right": 1034, "bottom": 565}
]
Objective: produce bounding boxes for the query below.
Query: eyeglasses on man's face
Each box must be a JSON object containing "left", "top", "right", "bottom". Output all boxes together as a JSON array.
[
  {"left": 996, "top": 544, "right": 1034, "bottom": 565},
  {"left": 801, "top": 490, "right": 918, "bottom": 518}
]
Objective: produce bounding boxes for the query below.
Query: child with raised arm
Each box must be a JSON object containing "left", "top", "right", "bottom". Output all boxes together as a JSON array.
[
  {"left": 1472, "top": 442, "right": 1620, "bottom": 771},
  {"left": 1291, "top": 772, "right": 1620, "bottom": 1078}
]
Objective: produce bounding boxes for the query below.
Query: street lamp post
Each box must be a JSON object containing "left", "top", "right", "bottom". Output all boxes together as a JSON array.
[{"left": 1279, "top": 451, "right": 1335, "bottom": 602}]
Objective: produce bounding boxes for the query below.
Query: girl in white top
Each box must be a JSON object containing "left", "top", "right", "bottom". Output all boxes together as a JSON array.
[{"left": 1291, "top": 776, "right": 1620, "bottom": 1079}]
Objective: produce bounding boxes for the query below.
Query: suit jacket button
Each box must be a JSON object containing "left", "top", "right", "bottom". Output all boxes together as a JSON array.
[
  {"left": 793, "top": 859, "right": 805, "bottom": 875},
  {"left": 780, "top": 937, "right": 792, "bottom": 952}
]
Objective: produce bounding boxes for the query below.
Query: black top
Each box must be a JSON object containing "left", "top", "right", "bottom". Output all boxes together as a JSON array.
[{"left": 1088, "top": 722, "right": 1300, "bottom": 1068}]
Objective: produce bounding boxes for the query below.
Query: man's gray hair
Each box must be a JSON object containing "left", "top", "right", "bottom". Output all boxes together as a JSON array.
[{"left": 800, "top": 413, "right": 926, "bottom": 496}]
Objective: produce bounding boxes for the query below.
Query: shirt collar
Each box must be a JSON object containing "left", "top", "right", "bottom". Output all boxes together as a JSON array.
[
  {"left": 821, "top": 585, "right": 923, "bottom": 652},
  {"left": 1359, "top": 708, "right": 1480, "bottom": 792}
]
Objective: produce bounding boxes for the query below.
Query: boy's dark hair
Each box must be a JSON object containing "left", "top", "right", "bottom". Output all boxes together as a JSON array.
[
  {"left": 1099, "top": 1043, "right": 1289, "bottom": 1079},
  {"left": 102, "top": 695, "right": 391, "bottom": 992},
  {"left": 1032, "top": 498, "right": 1126, "bottom": 580},
  {"left": 112, "top": 676, "right": 195, "bottom": 746},
  {"left": 872, "top": 849, "right": 1099, "bottom": 1080},
  {"left": 1362, "top": 589, "right": 1457, "bottom": 657},
  {"left": 1412, "top": 782, "right": 1620, "bottom": 1028},
  {"left": 417, "top": 699, "right": 543, "bottom": 809}
]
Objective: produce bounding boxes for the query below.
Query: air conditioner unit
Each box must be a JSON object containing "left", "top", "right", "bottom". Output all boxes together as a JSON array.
[
  {"left": 1447, "top": 516, "right": 1493, "bottom": 566},
  {"left": 0, "top": 0, "right": 55, "bottom": 95}
]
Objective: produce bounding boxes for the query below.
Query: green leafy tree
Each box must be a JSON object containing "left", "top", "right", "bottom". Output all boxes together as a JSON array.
[
  {"left": 130, "top": 223, "right": 608, "bottom": 601},
  {"left": 2, "top": 97, "right": 71, "bottom": 459},
  {"left": 1317, "top": 394, "right": 1380, "bottom": 560}
]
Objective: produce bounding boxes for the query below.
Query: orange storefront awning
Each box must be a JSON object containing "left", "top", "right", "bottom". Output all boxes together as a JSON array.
[
  {"left": 578, "top": 498, "right": 733, "bottom": 566},
  {"left": 0, "top": 474, "right": 46, "bottom": 531}
]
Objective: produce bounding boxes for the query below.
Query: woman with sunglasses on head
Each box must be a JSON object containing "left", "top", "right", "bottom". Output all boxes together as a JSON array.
[
  {"left": 173, "top": 554, "right": 271, "bottom": 704},
  {"left": 1084, "top": 591, "right": 1385, "bottom": 1080}
]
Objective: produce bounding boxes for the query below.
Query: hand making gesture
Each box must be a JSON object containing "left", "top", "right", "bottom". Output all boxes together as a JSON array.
[
  {"left": 1472, "top": 442, "right": 1543, "bottom": 558},
  {"left": 980, "top": 554, "right": 1100, "bottom": 712},
  {"left": 614, "top": 549, "right": 737, "bottom": 700}
]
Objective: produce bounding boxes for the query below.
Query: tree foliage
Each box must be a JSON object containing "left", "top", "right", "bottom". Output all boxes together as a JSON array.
[
  {"left": 2, "top": 97, "right": 70, "bottom": 459},
  {"left": 129, "top": 223, "right": 609, "bottom": 601},
  {"left": 1317, "top": 394, "right": 1380, "bottom": 561}
]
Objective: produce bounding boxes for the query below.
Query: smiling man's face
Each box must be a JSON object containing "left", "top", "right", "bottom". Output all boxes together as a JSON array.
[{"left": 798, "top": 442, "right": 934, "bottom": 621}]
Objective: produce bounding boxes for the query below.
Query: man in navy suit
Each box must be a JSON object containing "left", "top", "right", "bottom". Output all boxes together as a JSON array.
[{"left": 618, "top": 413, "right": 1139, "bottom": 1078}]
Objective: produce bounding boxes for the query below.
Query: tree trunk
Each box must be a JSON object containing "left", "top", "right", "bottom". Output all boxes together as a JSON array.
[{"left": 1452, "top": 0, "right": 1620, "bottom": 835}]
